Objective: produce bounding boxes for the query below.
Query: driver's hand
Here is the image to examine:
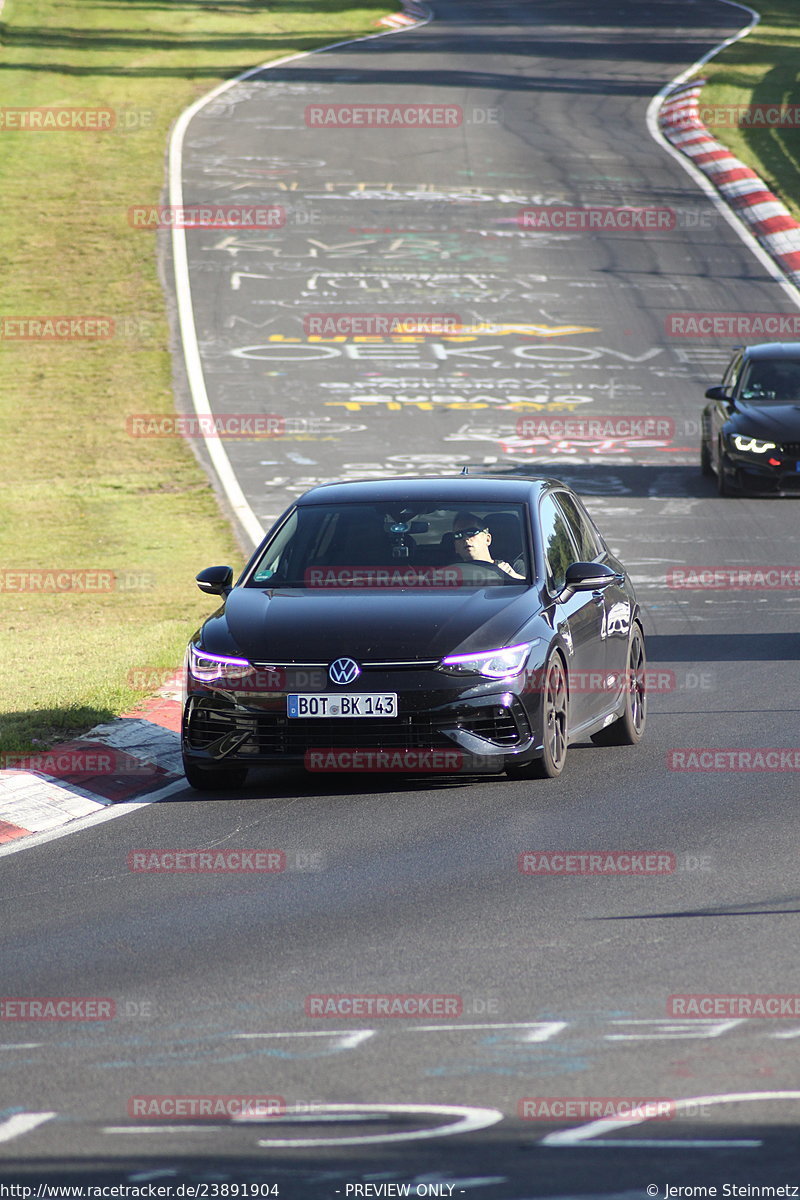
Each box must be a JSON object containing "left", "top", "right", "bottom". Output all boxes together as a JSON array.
[{"left": 496, "top": 560, "right": 525, "bottom": 580}]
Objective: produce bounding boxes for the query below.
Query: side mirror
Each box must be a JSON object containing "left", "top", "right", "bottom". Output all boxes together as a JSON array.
[
  {"left": 705, "top": 385, "right": 731, "bottom": 402},
  {"left": 196, "top": 565, "right": 234, "bottom": 596},
  {"left": 559, "top": 561, "right": 623, "bottom": 598}
]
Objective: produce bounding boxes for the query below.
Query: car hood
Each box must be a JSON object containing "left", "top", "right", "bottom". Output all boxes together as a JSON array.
[
  {"left": 730, "top": 402, "right": 800, "bottom": 439},
  {"left": 202, "top": 586, "right": 537, "bottom": 663}
]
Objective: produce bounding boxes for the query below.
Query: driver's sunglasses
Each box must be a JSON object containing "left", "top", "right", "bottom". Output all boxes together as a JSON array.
[{"left": 453, "top": 526, "right": 488, "bottom": 541}]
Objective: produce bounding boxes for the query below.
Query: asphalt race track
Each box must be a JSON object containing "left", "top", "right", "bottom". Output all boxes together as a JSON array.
[{"left": 2, "top": 0, "right": 800, "bottom": 1193}]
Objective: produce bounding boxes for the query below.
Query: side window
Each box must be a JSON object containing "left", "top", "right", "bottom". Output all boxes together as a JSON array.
[
  {"left": 554, "top": 492, "right": 602, "bottom": 562},
  {"left": 538, "top": 493, "right": 580, "bottom": 594},
  {"left": 723, "top": 353, "right": 743, "bottom": 395},
  {"left": 251, "top": 510, "right": 299, "bottom": 583}
]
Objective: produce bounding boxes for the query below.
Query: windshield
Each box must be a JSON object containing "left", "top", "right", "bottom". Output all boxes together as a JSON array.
[
  {"left": 739, "top": 359, "right": 800, "bottom": 404},
  {"left": 247, "top": 501, "right": 531, "bottom": 588}
]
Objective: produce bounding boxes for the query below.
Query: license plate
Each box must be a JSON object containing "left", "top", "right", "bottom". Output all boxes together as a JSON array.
[{"left": 287, "top": 693, "right": 398, "bottom": 718}]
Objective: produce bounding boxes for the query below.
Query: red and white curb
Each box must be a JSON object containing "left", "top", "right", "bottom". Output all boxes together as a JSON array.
[
  {"left": 658, "top": 79, "right": 800, "bottom": 290},
  {"left": 0, "top": 686, "right": 183, "bottom": 847},
  {"left": 378, "top": 12, "right": 417, "bottom": 27},
  {"left": 378, "top": 1, "right": 429, "bottom": 28}
]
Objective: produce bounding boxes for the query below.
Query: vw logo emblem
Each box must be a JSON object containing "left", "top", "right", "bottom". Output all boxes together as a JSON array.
[{"left": 329, "top": 657, "right": 361, "bottom": 686}]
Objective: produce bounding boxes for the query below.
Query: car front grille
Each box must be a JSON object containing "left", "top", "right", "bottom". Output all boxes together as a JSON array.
[{"left": 185, "top": 698, "right": 527, "bottom": 755}]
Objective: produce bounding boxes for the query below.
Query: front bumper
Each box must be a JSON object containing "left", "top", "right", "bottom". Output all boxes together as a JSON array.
[
  {"left": 182, "top": 669, "right": 539, "bottom": 774},
  {"left": 722, "top": 450, "right": 800, "bottom": 495}
]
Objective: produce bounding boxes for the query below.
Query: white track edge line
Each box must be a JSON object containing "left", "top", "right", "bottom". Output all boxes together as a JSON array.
[
  {"left": 0, "top": 780, "right": 185, "bottom": 859},
  {"left": 168, "top": 5, "right": 433, "bottom": 551}
]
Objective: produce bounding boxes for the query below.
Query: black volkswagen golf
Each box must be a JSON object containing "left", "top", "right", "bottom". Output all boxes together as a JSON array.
[{"left": 181, "top": 477, "right": 646, "bottom": 790}]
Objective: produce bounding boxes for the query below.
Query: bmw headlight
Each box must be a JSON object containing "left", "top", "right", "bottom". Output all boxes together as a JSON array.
[
  {"left": 188, "top": 644, "right": 253, "bottom": 683},
  {"left": 730, "top": 434, "right": 777, "bottom": 454},
  {"left": 438, "top": 642, "right": 535, "bottom": 679}
]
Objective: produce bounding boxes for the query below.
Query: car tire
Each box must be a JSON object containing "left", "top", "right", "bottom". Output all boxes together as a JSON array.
[
  {"left": 716, "top": 446, "right": 735, "bottom": 496},
  {"left": 507, "top": 651, "right": 569, "bottom": 779},
  {"left": 700, "top": 436, "right": 713, "bottom": 477},
  {"left": 183, "top": 755, "right": 249, "bottom": 792},
  {"left": 592, "top": 623, "right": 647, "bottom": 746}
]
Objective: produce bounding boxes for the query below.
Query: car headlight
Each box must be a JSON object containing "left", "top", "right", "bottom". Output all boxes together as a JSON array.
[
  {"left": 438, "top": 642, "right": 535, "bottom": 678},
  {"left": 188, "top": 643, "right": 253, "bottom": 683},
  {"left": 730, "top": 434, "right": 777, "bottom": 454}
]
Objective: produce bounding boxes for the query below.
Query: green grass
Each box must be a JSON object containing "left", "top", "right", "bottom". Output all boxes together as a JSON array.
[
  {"left": 0, "top": 0, "right": 390, "bottom": 756},
  {"left": 697, "top": 0, "right": 800, "bottom": 220}
]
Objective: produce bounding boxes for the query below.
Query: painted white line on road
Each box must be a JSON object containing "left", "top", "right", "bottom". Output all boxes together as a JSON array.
[
  {"left": 0, "top": 1112, "right": 55, "bottom": 1144},
  {"left": 128, "top": 1173, "right": 180, "bottom": 1183},
  {"left": 541, "top": 1090, "right": 800, "bottom": 1148},
  {"left": 0, "top": 1044, "right": 41, "bottom": 1050},
  {"left": 409, "top": 1021, "right": 567, "bottom": 1039},
  {"left": 104, "top": 1126, "right": 213, "bottom": 1135},
  {"left": 233, "top": 1029, "right": 373, "bottom": 1038},
  {"left": 426, "top": 1182, "right": 506, "bottom": 1192},
  {"left": 646, "top": 0, "right": 800, "bottom": 309},
  {"left": 255, "top": 1101, "right": 502, "bottom": 1148},
  {"left": 234, "top": 1030, "right": 374, "bottom": 1052},
  {"left": 572, "top": 1139, "right": 761, "bottom": 1148},
  {"left": 168, "top": 8, "right": 432, "bottom": 550},
  {"left": 605, "top": 1018, "right": 744, "bottom": 1039},
  {"left": 0, "top": 782, "right": 185, "bottom": 859}
]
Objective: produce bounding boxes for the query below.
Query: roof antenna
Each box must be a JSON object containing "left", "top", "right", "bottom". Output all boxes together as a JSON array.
[{"left": 460, "top": 465, "right": 469, "bottom": 476}]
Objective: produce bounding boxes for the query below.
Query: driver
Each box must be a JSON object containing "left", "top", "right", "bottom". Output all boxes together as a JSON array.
[{"left": 452, "top": 513, "right": 525, "bottom": 579}]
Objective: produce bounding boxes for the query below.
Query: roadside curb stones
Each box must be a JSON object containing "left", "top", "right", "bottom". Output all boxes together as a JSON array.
[
  {"left": 0, "top": 687, "right": 182, "bottom": 846},
  {"left": 659, "top": 78, "right": 800, "bottom": 289},
  {"left": 378, "top": 0, "right": 431, "bottom": 29}
]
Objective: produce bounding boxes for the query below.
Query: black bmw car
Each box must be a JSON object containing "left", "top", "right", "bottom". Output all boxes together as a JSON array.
[
  {"left": 701, "top": 342, "right": 800, "bottom": 495},
  {"left": 181, "top": 476, "right": 646, "bottom": 790}
]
